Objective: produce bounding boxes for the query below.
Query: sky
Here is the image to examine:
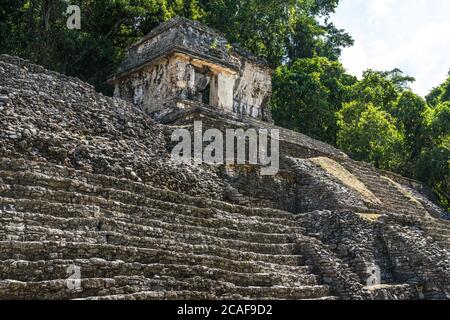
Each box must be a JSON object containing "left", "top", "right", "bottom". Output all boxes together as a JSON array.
[{"left": 331, "top": 0, "right": 450, "bottom": 96}]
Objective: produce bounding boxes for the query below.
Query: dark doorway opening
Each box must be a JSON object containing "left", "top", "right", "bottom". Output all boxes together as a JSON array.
[{"left": 201, "top": 82, "right": 210, "bottom": 105}]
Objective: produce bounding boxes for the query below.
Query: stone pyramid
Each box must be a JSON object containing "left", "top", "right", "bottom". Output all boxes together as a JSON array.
[{"left": 0, "top": 54, "right": 448, "bottom": 300}]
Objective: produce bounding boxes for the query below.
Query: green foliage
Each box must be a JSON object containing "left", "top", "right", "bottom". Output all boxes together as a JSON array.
[
  {"left": 416, "top": 145, "right": 449, "bottom": 211},
  {"left": 333, "top": 70, "right": 405, "bottom": 170},
  {"left": 426, "top": 75, "right": 450, "bottom": 107},
  {"left": 198, "top": 0, "right": 353, "bottom": 67},
  {"left": 394, "top": 91, "right": 427, "bottom": 131},
  {"left": 348, "top": 69, "right": 414, "bottom": 111},
  {"left": 337, "top": 102, "right": 404, "bottom": 170},
  {"left": 426, "top": 86, "right": 444, "bottom": 107},
  {"left": 392, "top": 91, "right": 428, "bottom": 174},
  {"left": 0, "top": 0, "right": 205, "bottom": 94},
  {"left": 271, "top": 57, "right": 356, "bottom": 144},
  {"left": 429, "top": 102, "right": 450, "bottom": 139},
  {"left": 419, "top": 87, "right": 450, "bottom": 210},
  {"left": 439, "top": 78, "right": 450, "bottom": 103},
  {"left": 0, "top": 0, "right": 352, "bottom": 92}
]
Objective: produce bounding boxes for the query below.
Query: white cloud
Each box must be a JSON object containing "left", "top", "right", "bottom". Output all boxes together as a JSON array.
[{"left": 332, "top": 0, "right": 450, "bottom": 96}]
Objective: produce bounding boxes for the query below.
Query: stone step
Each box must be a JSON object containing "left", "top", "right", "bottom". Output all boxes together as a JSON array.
[
  {"left": 301, "top": 296, "right": 340, "bottom": 300},
  {"left": 0, "top": 197, "right": 298, "bottom": 242},
  {"left": 0, "top": 218, "right": 303, "bottom": 261},
  {"left": 0, "top": 166, "right": 298, "bottom": 221},
  {"left": 0, "top": 210, "right": 299, "bottom": 257},
  {"left": 379, "top": 204, "right": 422, "bottom": 215},
  {"left": 359, "top": 176, "right": 383, "bottom": 183},
  {"left": 425, "top": 232, "right": 450, "bottom": 240},
  {"left": 105, "top": 230, "right": 299, "bottom": 258},
  {"left": 0, "top": 218, "right": 303, "bottom": 265},
  {"left": 0, "top": 224, "right": 104, "bottom": 244},
  {"left": 222, "top": 285, "right": 330, "bottom": 300},
  {"left": 0, "top": 196, "right": 299, "bottom": 235},
  {"left": 421, "top": 222, "right": 450, "bottom": 247},
  {"left": 340, "top": 163, "right": 427, "bottom": 214},
  {"left": 0, "top": 179, "right": 298, "bottom": 240},
  {"left": 0, "top": 183, "right": 299, "bottom": 231},
  {"left": 0, "top": 190, "right": 293, "bottom": 245},
  {"left": 342, "top": 161, "right": 381, "bottom": 176},
  {"left": 0, "top": 277, "right": 330, "bottom": 300},
  {"left": 372, "top": 193, "right": 418, "bottom": 207},
  {"left": 82, "top": 288, "right": 335, "bottom": 300},
  {"left": 429, "top": 239, "right": 450, "bottom": 250},
  {"left": 428, "top": 226, "right": 450, "bottom": 234},
  {"left": 80, "top": 291, "right": 218, "bottom": 300},
  {"left": 359, "top": 182, "right": 419, "bottom": 204},
  {"left": 0, "top": 258, "right": 318, "bottom": 287},
  {"left": 0, "top": 277, "right": 159, "bottom": 300},
  {"left": 422, "top": 227, "right": 450, "bottom": 235},
  {"left": 0, "top": 241, "right": 311, "bottom": 275},
  {"left": 0, "top": 226, "right": 303, "bottom": 266},
  {"left": 0, "top": 276, "right": 218, "bottom": 300},
  {"left": 103, "top": 235, "right": 302, "bottom": 265},
  {"left": 362, "top": 180, "right": 402, "bottom": 193},
  {"left": 423, "top": 221, "right": 450, "bottom": 230}
]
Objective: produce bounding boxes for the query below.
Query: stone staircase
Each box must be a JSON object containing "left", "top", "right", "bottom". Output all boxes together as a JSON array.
[
  {"left": 0, "top": 158, "right": 336, "bottom": 300},
  {"left": 341, "top": 159, "right": 450, "bottom": 251},
  {"left": 421, "top": 219, "right": 450, "bottom": 251},
  {"left": 342, "top": 160, "right": 423, "bottom": 214}
]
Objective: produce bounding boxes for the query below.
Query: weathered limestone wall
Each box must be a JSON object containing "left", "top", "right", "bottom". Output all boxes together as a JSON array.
[
  {"left": 114, "top": 57, "right": 192, "bottom": 114},
  {"left": 233, "top": 59, "right": 272, "bottom": 119},
  {"left": 110, "top": 17, "right": 273, "bottom": 121},
  {"left": 116, "top": 17, "right": 239, "bottom": 76},
  {"left": 114, "top": 55, "right": 239, "bottom": 114},
  {"left": 210, "top": 72, "right": 235, "bottom": 112},
  {"left": 114, "top": 54, "right": 272, "bottom": 119}
]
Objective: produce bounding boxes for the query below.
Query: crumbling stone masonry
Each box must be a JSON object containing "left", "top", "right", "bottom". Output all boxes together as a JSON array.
[
  {"left": 0, "top": 17, "right": 449, "bottom": 300},
  {"left": 107, "top": 17, "right": 273, "bottom": 122}
]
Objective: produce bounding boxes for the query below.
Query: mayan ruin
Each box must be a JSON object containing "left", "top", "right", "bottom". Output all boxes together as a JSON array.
[
  {"left": 108, "top": 17, "right": 273, "bottom": 122},
  {"left": 0, "top": 16, "right": 449, "bottom": 301}
]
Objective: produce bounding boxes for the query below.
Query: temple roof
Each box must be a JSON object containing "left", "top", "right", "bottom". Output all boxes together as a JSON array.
[{"left": 110, "top": 17, "right": 268, "bottom": 82}]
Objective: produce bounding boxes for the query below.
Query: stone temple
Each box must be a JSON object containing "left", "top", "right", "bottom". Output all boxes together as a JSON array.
[
  {"left": 0, "top": 17, "right": 449, "bottom": 300},
  {"left": 107, "top": 17, "right": 273, "bottom": 122}
]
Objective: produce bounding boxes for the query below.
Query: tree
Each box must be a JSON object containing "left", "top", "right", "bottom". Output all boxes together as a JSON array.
[
  {"left": 415, "top": 98, "right": 450, "bottom": 211},
  {"left": 337, "top": 102, "right": 404, "bottom": 170},
  {"left": 426, "top": 86, "right": 444, "bottom": 108},
  {"left": 0, "top": 0, "right": 352, "bottom": 93},
  {"left": 348, "top": 69, "right": 414, "bottom": 113},
  {"left": 270, "top": 57, "right": 356, "bottom": 144},
  {"left": 335, "top": 68, "right": 418, "bottom": 173},
  {"left": 198, "top": 0, "right": 353, "bottom": 67},
  {"left": 391, "top": 91, "right": 428, "bottom": 174},
  {"left": 0, "top": 0, "right": 205, "bottom": 94},
  {"left": 426, "top": 75, "right": 450, "bottom": 107},
  {"left": 439, "top": 78, "right": 450, "bottom": 103}
]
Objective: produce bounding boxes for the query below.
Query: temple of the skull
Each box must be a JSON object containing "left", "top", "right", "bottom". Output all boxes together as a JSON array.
[{"left": 108, "top": 17, "right": 273, "bottom": 122}]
